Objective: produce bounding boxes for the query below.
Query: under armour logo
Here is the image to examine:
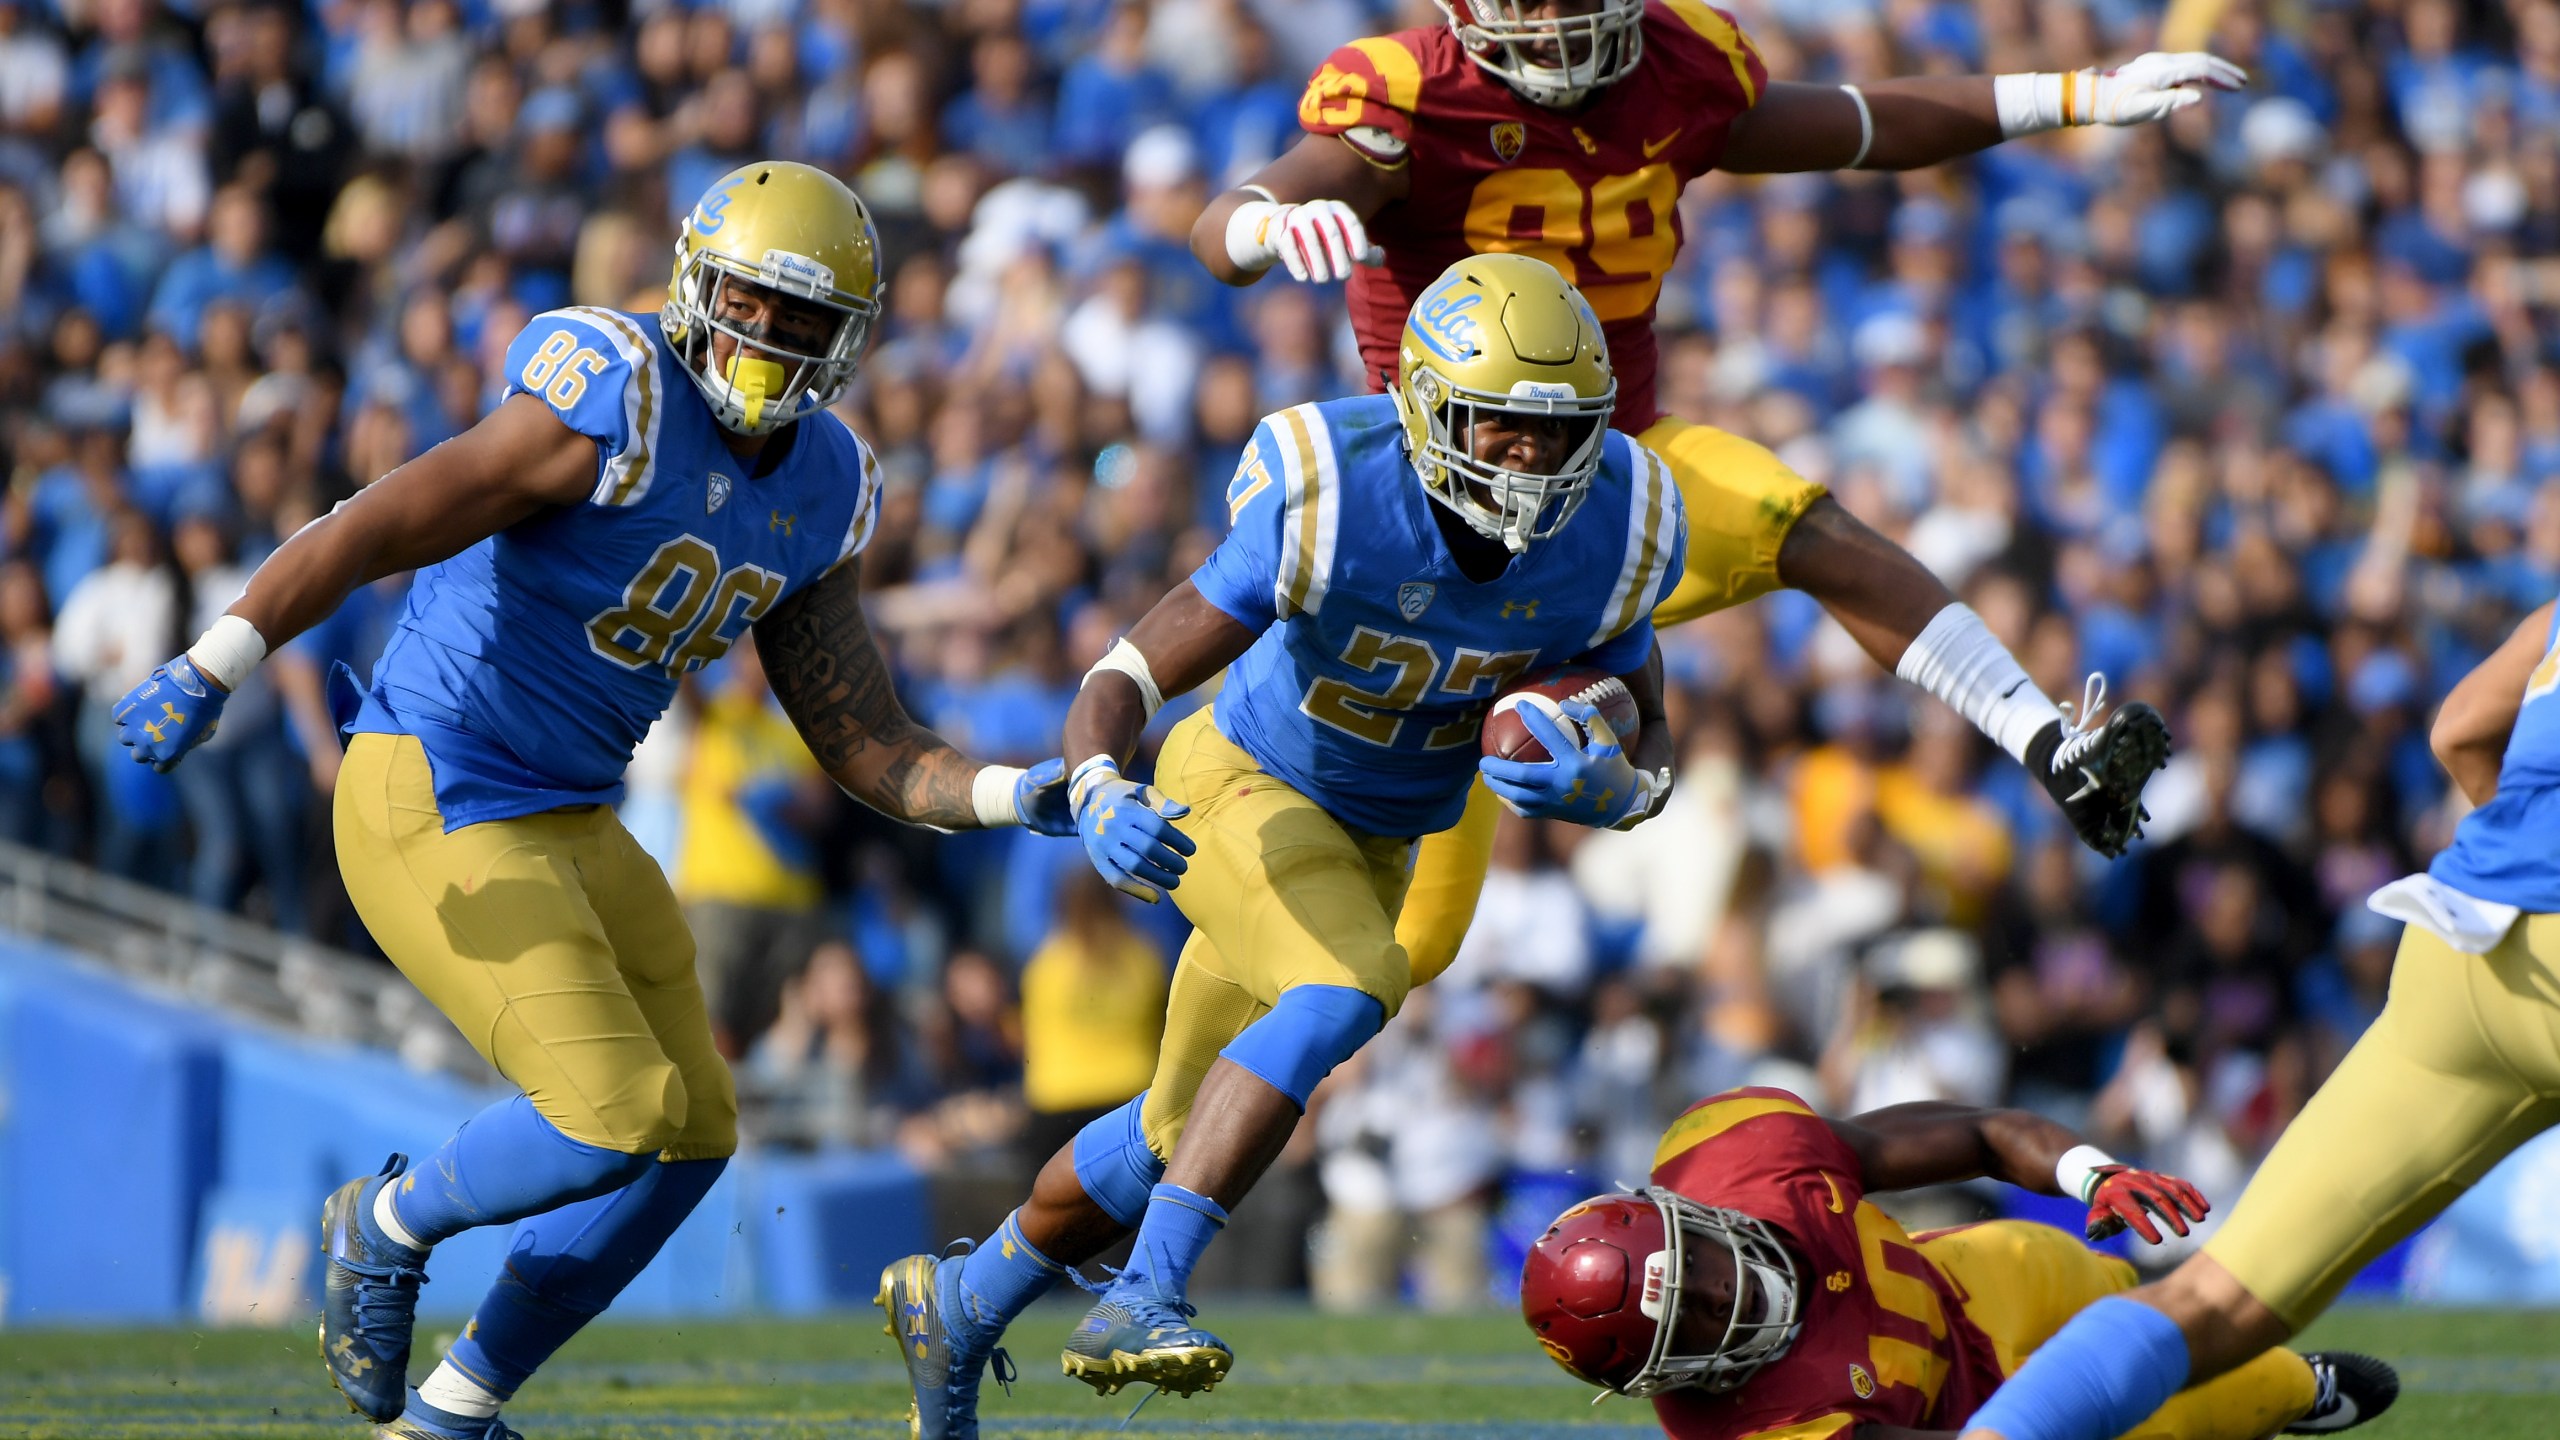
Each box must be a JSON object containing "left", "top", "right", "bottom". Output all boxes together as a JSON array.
[
  {"left": 1499, "top": 599, "right": 1541, "bottom": 620},
  {"left": 142, "top": 701, "right": 186, "bottom": 742},
  {"left": 770, "top": 509, "right": 797, "bottom": 535}
]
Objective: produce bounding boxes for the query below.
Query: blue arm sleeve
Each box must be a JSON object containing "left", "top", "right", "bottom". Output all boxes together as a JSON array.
[{"left": 1187, "top": 420, "right": 1289, "bottom": 632}]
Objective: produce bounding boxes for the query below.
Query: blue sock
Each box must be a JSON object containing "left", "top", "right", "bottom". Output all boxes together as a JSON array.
[
  {"left": 440, "top": 1157, "right": 727, "bottom": 1399},
  {"left": 1966, "top": 1295, "right": 2192, "bottom": 1440},
  {"left": 389, "top": 1095, "right": 658, "bottom": 1248},
  {"left": 949, "top": 1209, "right": 1068, "bottom": 1345},
  {"left": 1113, "top": 1182, "right": 1227, "bottom": 1304},
  {"left": 1070, "top": 1094, "right": 1166, "bottom": 1229}
]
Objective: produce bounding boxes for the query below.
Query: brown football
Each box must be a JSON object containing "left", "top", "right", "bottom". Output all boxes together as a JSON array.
[{"left": 1481, "top": 666, "right": 1641, "bottom": 763}]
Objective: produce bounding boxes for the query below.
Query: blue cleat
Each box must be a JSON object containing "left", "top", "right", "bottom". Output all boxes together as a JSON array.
[
  {"left": 319, "top": 1153, "right": 430, "bottom": 1421},
  {"left": 377, "top": 1391, "right": 522, "bottom": 1440},
  {"left": 876, "top": 1247, "right": 1015, "bottom": 1440},
  {"left": 1060, "top": 1281, "right": 1232, "bottom": 1399}
]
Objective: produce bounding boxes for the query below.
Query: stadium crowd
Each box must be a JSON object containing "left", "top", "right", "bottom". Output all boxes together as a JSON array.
[{"left": 2, "top": 0, "right": 2554, "bottom": 1305}]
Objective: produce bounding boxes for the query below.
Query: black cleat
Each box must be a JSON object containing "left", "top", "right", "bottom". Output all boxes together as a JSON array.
[
  {"left": 2026, "top": 675, "right": 2170, "bottom": 860},
  {"left": 2284, "top": 1351, "right": 2400, "bottom": 1433}
]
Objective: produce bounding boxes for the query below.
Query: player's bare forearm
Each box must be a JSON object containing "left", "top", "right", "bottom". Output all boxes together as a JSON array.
[
  {"left": 1720, "top": 78, "right": 2002, "bottom": 174},
  {"left": 1832, "top": 1102, "right": 2084, "bottom": 1195},
  {"left": 2432, "top": 599, "right": 2554, "bottom": 805},
  {"left": 228, "top": 395, "right": 596, "bottom": 649},
  {"left": 1190, "top": 134, "right": 1409, "bottom": 284},
  {"left": 1777, "top": 497, "right": 1960, "bottom": 673},
  {"left": 1615, "top": 644, "right": 1676, "bottom": 789},
  {"left": 1062, "top": 581, "right": 1260, "bottom": 764},
  {"left": 758, "top": 559, "right": 983, "bottom": 829}
]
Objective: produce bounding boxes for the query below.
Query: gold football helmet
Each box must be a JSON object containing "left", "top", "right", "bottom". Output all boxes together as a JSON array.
[
  {"left": 1436, "top": 0, "right": 1646, "bottom": 109},
  {"left": 1394, "top": 253, "right": 1616, "bottom": 553},
  {"left": 663, "top": 161, "right": 883, "bottom": 435}
]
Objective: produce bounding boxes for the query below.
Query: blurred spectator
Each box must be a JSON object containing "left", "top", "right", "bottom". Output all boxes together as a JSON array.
[
  {"left": 1018, "top": 868, "right": 1166, "bottom": 1164},
  {"left": 743, "top": 938, "right": 934, "bottom": 1149}
]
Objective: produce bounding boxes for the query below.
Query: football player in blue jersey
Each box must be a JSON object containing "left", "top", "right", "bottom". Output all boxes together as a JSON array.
[
  {"left": 877, "top": 252, "right": 1686, "bottom": 1433},
  {"left": 109, "top": 163, "right": 1111, "bottom": 1440},
  {"left": 1953, "top": 615, "right": 2560, "bottom": 1439}
]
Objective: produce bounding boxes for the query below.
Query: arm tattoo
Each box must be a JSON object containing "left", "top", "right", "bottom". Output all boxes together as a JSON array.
[{"left": 757, "top": 560, "right": 983, "bottom": 829}]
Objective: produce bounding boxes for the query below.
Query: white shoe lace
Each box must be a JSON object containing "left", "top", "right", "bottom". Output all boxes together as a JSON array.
[{"left": 2051, "top": 673, "right": 2112, "bottom": 775}]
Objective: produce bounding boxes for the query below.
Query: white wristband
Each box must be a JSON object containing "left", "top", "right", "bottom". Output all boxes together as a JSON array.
[
  {"left": 1069, "top": 754, "right": 1121, "bottom": 816},
  {"left": 1894, "top": 602, "right": 2065, "bottom": 765},
  {"left": 1224, "top": 200, "right": 1284, "bottom": 273},
  {"left": 2055, "top": 1144, "right": 2118, "bottom": 1203},
  {"left": 186, "top": 614, "right": 268, "bottom": 691},
  {"left": 971, "top": 764, "right": 1027, "bottom": 828},
  {"left": 1840, "top": 85, "right": 1874, "bottom": 169},
  {"left": 1083, "top": 638, "right": 1165, "bottom": 720},
  {"left": 1994, "top": 71, "right": 2088, "bottom": 136}
]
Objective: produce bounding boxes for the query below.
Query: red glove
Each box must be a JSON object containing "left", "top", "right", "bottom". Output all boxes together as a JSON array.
[{"left": 2083, "top": 1165, "right": 2210, "bottom": 1244}]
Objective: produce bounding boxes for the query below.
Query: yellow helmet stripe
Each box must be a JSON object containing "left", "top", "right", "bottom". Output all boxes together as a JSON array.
[
  {"left": 1274, "top": 404, "right": 1340, "bottom": 619},
  {"left": 1659, "top": 0, "right": 1762, "bottom": 106},
  {"left": 1590, "top": 438, "right": 1668, "bottom": 647},
  {"left": 567, "top": 307, "right": 663, "bottom": 507}
]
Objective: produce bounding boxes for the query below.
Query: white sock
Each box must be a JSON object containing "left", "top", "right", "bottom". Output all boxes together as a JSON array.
[
  {"left": 372, "top": 1179, "right": 427, "bottom": 1252},
  {"left": 417, "top": 1359, "right": 505, "bottom": 1419},
  {"left": 1894, "top": 602, "right": 2066, "bottom": 764}
]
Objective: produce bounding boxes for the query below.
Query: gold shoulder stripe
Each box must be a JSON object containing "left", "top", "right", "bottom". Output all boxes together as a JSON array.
[
  {"left": 1277, "top": 406, "right": 1326, "bottom": 616},
  {"left": 1346, "top": 35, "right": 1424, "bottom": 112},
  {"left": 1606, "top": 444, "right": 1667, "bottom": 643},
  {"left": 1651, "top": 1092, "right": 1815, "bottom": 1169},
  {"left": 1658, "top": 0, "right": 1762, "bottom": 106}
]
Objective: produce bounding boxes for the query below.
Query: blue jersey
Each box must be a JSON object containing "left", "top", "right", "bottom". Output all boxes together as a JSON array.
[
  {"left": 1190, "top": 395, "right": 1685, "bottom": 837},
  {"left": 2432, "top": 603, "right": 2560, "bottom": 911},
  {"left": 354, "top": 307, "right": 882, "bottom": 829}
]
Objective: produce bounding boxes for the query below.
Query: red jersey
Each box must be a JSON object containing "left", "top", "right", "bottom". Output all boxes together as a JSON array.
[
  {"left": 1646, "top": 1089, "right": 2007, "bottom": 1440},
  {"left": 1296, "top": 1, "right": 1769, "bottom": 434}
]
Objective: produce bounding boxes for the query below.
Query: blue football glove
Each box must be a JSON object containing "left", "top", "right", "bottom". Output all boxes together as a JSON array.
[
  {"left": 112, "top": 655, "right": 228, "bottom": 772},
  {"left": 1478, "top": 700, "right": 1656, "bottom": 829},
  {"left": 1013, "top": 757, "right": 1075, "bottom": 836},
  {"left": 1071, "top": 757, "right": 1196, "bottom": 902}
]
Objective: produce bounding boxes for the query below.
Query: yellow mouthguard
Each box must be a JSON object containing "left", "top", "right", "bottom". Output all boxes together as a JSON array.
[{"left": 724, "top": 354, "right": 786, "bottom": 428}]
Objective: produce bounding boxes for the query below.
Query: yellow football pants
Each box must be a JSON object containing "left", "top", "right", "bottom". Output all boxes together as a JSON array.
[
  {"left": 2207, "top": 913, "right": 2560, "bottom": 1328},
  {"left": 1136, "top": 708, "right": 1416, "bottom": 1159},
  {"left": 1922, "top": 1221, "right": 2316, "bottom": 1439},
  {"left": 334, "top": 732, "right": 735, "bottom": 1160},
  {"left": 1396, "top": 416, "right": 1827, "bottom": 982}
]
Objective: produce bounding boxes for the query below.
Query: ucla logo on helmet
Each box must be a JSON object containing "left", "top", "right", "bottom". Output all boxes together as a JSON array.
[
  {"left": 1412, "top": 277, "right": 1484, "bottom": 363},
  {"left": 1490, "top": 122, "right": 1526, "bottom": 163},
  {"left": 695, "top": 176, "right": 744, "bottom": 234}
]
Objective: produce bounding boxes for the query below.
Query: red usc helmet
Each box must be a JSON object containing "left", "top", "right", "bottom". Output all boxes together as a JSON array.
[{"left": 1519, "top": 1188, "right": 1802, "bottom": 1399}]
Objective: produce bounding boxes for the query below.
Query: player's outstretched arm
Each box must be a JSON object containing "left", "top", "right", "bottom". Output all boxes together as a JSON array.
[
  {"left": 1833, "top": 1102, "right": 2209, "bottom": 1246},
  {"left": 2431, "top": 598, "right": 2556, "bottom": 806},
  {"left": 1720, "top": 53, "right": 2244, "bottom": 174},
  {"left": 111, "top": 394, "right": 600, "bottom": 769},
  {"left": 1059, "top": 580, "right": 1258, "bottom": 900},
  {"left": 758, "top": 558, "right": 1067, "bottom": 833},
  {"left": 1190, "top": 134, "right": 1408, "bottom": 286}
]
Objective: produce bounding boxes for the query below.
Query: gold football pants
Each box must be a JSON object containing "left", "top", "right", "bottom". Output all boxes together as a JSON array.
[
  {"left": 334, "top": 732, "right": 735, "bottom": 1159},
  {"left": 1396, "top": 416, "right": 1827, "bottom": 983},
  {"left": 1922, "top": 1221, "right": 2316, "bottom": 1439},
  {"left": 2207, "top": 914, "right": 2560, "bottom": 1327},
  {"left": 1136, "top": 708, "right": 1415, "bottom": 1159}
]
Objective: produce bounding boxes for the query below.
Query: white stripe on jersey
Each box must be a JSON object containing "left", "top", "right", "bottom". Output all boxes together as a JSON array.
[
  {"left": 832, "top": 413, "right": 884, "bottom": 570},
  {"left": 1273, "top": 404, "right": 1341, "bottom": 619},
  {"left": 568, "top": 307, "right": 664, "bottom": 508},
  {"left": 1589, "top": 437, "right": 1678, "bottom": 649}
]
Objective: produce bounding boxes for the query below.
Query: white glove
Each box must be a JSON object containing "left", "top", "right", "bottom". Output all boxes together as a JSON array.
[
  {"left": 1995, "top": 52, "right": 2248, "bottom": 136},
  {"left": 1225, "top": 198, "right": 1383, "bottom": 283}
]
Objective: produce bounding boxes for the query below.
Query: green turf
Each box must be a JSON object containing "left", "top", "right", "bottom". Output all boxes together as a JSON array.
[{"left": 3, "top": 1303, "right": 2554, "bottom": 1438}]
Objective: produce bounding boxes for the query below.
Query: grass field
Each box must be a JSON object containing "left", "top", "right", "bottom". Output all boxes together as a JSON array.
[{"left": 6, "top": 1303, "right": 2558, "bottom": 1438}]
